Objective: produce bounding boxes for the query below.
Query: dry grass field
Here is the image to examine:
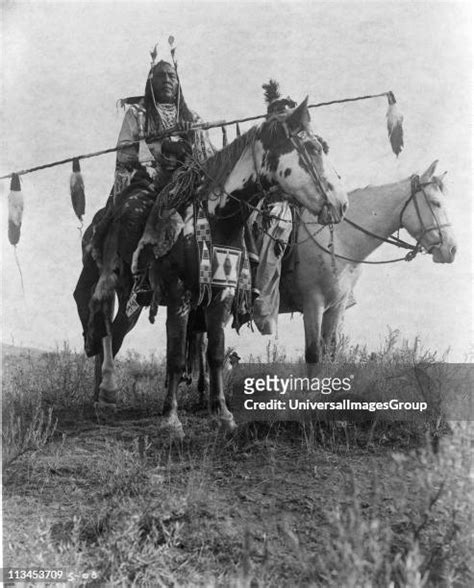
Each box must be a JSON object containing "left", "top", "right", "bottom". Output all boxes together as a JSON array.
[{"left": 2, "top": 339, "right": 473, "bottom": 587}]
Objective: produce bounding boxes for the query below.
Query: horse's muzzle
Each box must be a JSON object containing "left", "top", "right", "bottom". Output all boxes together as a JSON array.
[
  {"left": 318, "top": 202, "right": 347, "bottom": 225},
  {"left": 432, "top": 243, "right": 457, "bottom": 264}
]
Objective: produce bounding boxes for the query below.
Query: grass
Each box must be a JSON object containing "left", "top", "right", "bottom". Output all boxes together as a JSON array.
[{"left": 2, "top": 335, "right": 473, "bottom": 587}]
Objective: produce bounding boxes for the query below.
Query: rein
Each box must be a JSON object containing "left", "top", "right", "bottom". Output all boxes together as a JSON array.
[
  {"left": 280, "top": 121, "right": 333, "bottom": 212},
  {"left": 401, "top": 175, "right": 451, "bottom": 251},
  {"left": 301, "top": 220, "right": 417, "bottom": 265},
  {"left": 299, "top": 175, "right": 450, "bottom": 265}
]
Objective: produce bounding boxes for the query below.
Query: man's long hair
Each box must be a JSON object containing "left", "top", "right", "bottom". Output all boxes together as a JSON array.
[{"left": 144, "top": 61, "right": 194, "bottom": 134}]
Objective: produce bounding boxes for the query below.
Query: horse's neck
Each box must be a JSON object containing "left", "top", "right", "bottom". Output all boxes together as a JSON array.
[
  {"left": 225, "top": 147, "right": 258, "bottom": 194},
  {"left": 206, "top": 146, "right": 260, "bottom": 243},
  {"left": 207, "top": 147, "right": 257, "bottom": 216},
  {"left": 299, "top": 177, "right": 411, "bottom": 262},
  {"left": 337, "top": 178, "right": 412, "bottom": 260}
]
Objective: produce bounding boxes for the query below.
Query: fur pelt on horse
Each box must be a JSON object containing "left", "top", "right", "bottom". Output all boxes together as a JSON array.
[{"left": 74, "top": 173, "right": 159, "bottom": 356}]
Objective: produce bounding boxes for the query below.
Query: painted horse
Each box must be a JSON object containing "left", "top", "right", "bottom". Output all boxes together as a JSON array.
[
  {"left": 279, "top": 160, "right": 457, "bottom": 365},
  {"left": 78, "top": 96, "right": 349, "bottom": 436}
]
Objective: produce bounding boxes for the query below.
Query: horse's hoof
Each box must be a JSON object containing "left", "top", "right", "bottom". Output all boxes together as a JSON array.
[
  {"left": 163, "top": 415, "right": 185, "bottom": 440},
  {"left": 94, "top": 401, "right": 117, "bottom": 425},
  {"left": 219, "top": 414, "right": 238, "bottom": 434},
  {"left": 98, "top": 388, "right": 118, "bottom": 406}
]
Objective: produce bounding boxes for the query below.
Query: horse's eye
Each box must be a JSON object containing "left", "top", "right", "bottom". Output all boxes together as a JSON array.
[{"left": 431, "top": 201, "right": 441, "bottom": 208}]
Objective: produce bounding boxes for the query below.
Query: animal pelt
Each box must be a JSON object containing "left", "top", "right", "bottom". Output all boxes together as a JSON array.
[
  {"left": 80, "top": 177, "right": 158, "bottom": 355},
  {"left": 90, "top": 174, "right": 156, "bottom": 268},
  {"left": 91, "top": 190, "right": 157, "bottom": 298},
  {"left": 132, "top": 209, "right": 185, "bottom": 274}
]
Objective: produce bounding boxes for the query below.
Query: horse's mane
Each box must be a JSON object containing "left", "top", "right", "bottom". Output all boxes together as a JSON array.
[
  {"left": 258, "top": 109, "right": 330, "bottom": 154},
  {"left": 200, "top": 126, "right": 259, "bottom": 194},
  {"left": 198, "top": 108, "right": 330, "bottom": 196}
]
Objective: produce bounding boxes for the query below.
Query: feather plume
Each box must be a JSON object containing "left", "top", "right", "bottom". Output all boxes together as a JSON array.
[
  {"left": 8, "top": 173, "right": 24, "bottom": 246},
  {"left": 150, "top": 43, "right": 158, "bottom": 66},
  {"left": 262, "top": 79, "right": 281, "bottom": 105},
  {"left": 70, "top": 158, "right": 85, "bottom": 221},
  {"left": 168, "top": 36, "right": 177, "bottom": 65},
  {"left": 386, "top": 91, "right": 404, "bottom": 156}
]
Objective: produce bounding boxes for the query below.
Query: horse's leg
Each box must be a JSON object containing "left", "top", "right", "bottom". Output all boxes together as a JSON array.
[
  {"left": 186, "top": 308, "right": 208, "bottom": 409},
  {"left": 302, "top": 293, "right": 325, "bottom": 375},
  {"left": 94, "top": 353, "right": 102, "bottom": 403},
  {"left": 97, "top": 296, "right": 119, "bottom": 409},
  {"left": 162, "top": 279, "right": 190, "bottom": 439},
  {"left": 92, "top": 290, "right": 142, "bottom": 402},
  {"left": 321, "top": 303, "right": 345, "bottom": 361},
  {"left": 206, "top": 290, "right": 237, "bottom": 432},
  {"left": 112, "top": 292, "right": 143, "bottom": 357},
  {"left": 197, "top": 333, "right": 209, "bottom": 408}
]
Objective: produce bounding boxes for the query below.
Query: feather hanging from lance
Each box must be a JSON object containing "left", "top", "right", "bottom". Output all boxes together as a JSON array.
[
  {"left": 8, "top": 173, "right": 24, "bottom": 246},
  {"left": 70, "top": 158, "right": 85, "bottom": 222},
  {"left": 221, "top": 126, "right": 228, "bottom": 147},
  {"left": 386, "top": 91, "right": 404, "bottom": 156},
  {"left": 235, "top": 122, "right": 241, "bottom": 137}
]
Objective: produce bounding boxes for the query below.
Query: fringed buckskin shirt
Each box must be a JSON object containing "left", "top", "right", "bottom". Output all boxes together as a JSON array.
[{"left": 114, "top": 100, "right": 215, "bottom": 195}]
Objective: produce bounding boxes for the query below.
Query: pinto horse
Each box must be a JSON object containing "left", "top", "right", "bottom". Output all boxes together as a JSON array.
[
  {"left": 279, "top": 160, "right": 457, "bottom": 365},
  {"left": 82, "top": 96, "right": 349, "bottom": 436}
]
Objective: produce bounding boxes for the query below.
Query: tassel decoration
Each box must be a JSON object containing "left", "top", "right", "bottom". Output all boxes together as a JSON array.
[
  {"left": 386, "top": 91, "right": 404, "bottom": 156},
  {"left": 70, "top": 158, "right": 85, "bottom": 221},
  {"left": 221, "top": 126, "right": 228, "bottom": 148},
  {"left": 235, "top": 123, "right": 241, "bottom": 137},
  {"left": 8, "top": 173, "right": 24, "bottom": 246}
]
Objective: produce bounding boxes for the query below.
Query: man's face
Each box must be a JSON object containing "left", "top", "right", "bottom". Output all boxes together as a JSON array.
[{"left": 151, "top": 64, "right": 178, "bottom": 103}]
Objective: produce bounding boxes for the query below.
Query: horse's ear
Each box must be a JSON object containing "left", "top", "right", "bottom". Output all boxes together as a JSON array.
[
  {"left": 420, "top": 160, "right": 439, "bottom": 181},
  {"left": 286, "top": 96, "right": 310, "bottom": 132}
]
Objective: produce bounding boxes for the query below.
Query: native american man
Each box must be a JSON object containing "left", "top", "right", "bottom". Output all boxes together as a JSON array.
[
  {"left": 113, "top": 59, "right": 214, "bottom": 196},
  {"left": 74, "top": 56, "right": 214, "bottom": 356},
  {"left": 245, "top": 81, "right": 354, "bottom": 336}
]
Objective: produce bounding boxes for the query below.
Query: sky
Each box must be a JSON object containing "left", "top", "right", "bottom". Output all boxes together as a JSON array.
[{"left": 1, "top": 0, "right": 472, "bottom": 361}]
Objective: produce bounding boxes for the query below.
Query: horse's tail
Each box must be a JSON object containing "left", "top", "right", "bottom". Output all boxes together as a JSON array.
[
  {"left": 185, "top": 331, "right": 201, "bottom": 383},
  {"left": 182, "top": 309, "right": 208, "bottom": 386}
]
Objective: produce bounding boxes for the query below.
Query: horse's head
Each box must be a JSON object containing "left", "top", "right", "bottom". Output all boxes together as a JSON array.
[
  {"left": 401, "top": 161, "right": 457, "bottom": 263},
  {"left": 256, "top": 97, "right": 348, "bottom": 224}
]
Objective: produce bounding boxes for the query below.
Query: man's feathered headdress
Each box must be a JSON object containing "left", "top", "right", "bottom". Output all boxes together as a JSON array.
[{"left": 262, "top": 79, "right": 297, "bottom": 114}]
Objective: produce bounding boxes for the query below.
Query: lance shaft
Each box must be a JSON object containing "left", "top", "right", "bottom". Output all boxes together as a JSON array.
[{"left": 0, "top": 91, "right": 390, "bottom": 181}]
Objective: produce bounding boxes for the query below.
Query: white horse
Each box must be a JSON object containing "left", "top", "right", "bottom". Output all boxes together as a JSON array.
[{"left": 279, "top": 160, "right": 457, "bottom": 363}]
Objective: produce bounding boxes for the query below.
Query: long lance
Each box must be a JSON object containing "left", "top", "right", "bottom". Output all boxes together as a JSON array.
[{"left": 0, "top": 90, "right": 402, "bottom": 182}]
